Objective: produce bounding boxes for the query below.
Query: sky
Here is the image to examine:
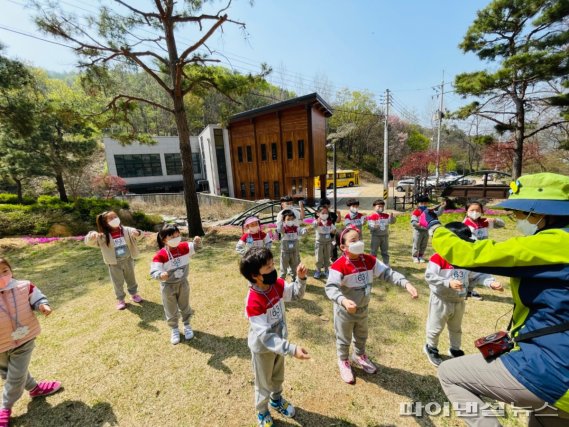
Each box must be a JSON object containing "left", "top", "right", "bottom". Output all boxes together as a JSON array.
[{"left": 0, "top": 0, "right": 494, "bottom": 128}]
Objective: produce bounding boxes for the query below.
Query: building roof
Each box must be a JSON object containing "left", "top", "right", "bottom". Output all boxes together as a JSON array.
[{"left": 229, "top": 92, "right": 333, "bottom": 123}]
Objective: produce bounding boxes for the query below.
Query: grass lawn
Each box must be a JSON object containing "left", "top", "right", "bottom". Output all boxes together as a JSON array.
[{"left": 0, "top": 213, "right": 529, "bottom": 427}]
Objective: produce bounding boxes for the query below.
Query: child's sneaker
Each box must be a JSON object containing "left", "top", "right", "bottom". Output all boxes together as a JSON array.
[
  {"left": 257, "top": 411, "right": 273, "bottom": 427},
  {"left": 116, "top": 300, "right": 126, "bottom": 310},
  {"left": 424, "top": 344, "right": 443, "bottom": 367},
  {"left": 350, "top": 353, "right": 377, "bottom": 374},
  {"left": 131, "top": 294, "right": 143, "bottom": 303},
  {"left": 413, "top": 257, "right": 420, "bottom": 263},
  {"left": 170, "top": 328, "right": 180, "bottom": 345},
  {"left": 269, "top": 397, "right": 295, "bottom": 418},
  {"left": 323, "top": 269, "right": 329, "bottom": 278},
  {"left": 468, "top": 290, "right": 484, "bottom": 301},
  {"left": 449, "top": 348, "right": 465, "bottom": 358},
  {"left": 337, "top": 359, "right": 355, "bottom": 384},
  {"left": 183, "top": 323, "right": 194, "bottom": 340},
  {"left": 313, "top": 270, "right": 321, "bottom": 279},
  {"left": 418, "top": 257, "right": 426, "bottom": 263},
  {"left": 29, "top": 380, "right": 62, "bottom": 398},
  {"left": 0, "top": 408, "right": 10, "bottom": 427}
]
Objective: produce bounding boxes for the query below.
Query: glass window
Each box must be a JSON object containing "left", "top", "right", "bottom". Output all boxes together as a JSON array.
[
  {"left": 291, "top": 178, "right": 296, "bottom": 194},
  {"left": 240, "top": 183, "right": 246, "bottom": 198},
  {"left": 298, "top": 140, "right": 305, "bottom": 159},
  {"left": 115, "top": 154, "right": 162, "bottom": 178},
  {"left": 286, "top": 141, "right": 293, "bottom": 160},
  {"left": 192, "top": 153, "right": 202, "bottom": 174},
  {"left": 271, "top": 143, "right": 277, "bottom": 160},
  {"left": 298, "top": 178, "right": 303, "bottom": 194},
  {"left": 273, "top": 181, "right": 280, "bottom": 198},
  {"left": 346, "top": 172, "right": 353, "bottom": 178},
  {"left": 164, "top": 153, "right": 183, "bottom": 175},
  {"left": 237, "top": 147, "right": 243, "bottom": 163},
  {"left": 261, "top": 144, "right": 267, "bottom": 161},
  {"left": 246, "top": 145, "right": 253, "bottom": 162},
  {"left": 249, "top": 182, "right": 255, "bottom": 199},
  {"left": 263, "top": 181, "right": 269, "bottom": 198}
]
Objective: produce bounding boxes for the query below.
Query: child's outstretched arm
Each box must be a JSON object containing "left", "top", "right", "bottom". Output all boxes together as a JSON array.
[
  {"left": 389, "top": 213, "right": 397, "bottom": 224},
  {"left": 29, "top": 283, "right": 49, "bottom": 311},
  {"left": 84, "top": 231, "right": 101, "bottom": 247},
  {"left": 374, "top": 261, "right": 418, "bottom": 298},
  {"left": 263, "top": 233, "right": 272, "bottom": 249},
  {"left": 235, "top": 239, "right": 247, "bottom": 256},
  {"left": 150, "top": 256, "right": 168, "bottom": 280},
  {"left": 470, "top": 271, "right": 504, "bottom": 292},
  {"left": 283, "top": 264, "right": 307, "bottom": 302}
]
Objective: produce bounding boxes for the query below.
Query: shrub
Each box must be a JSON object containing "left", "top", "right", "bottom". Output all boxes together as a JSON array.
[
  {"left": 129, "top": 211, "right": 163, "bottom": 231},
  {"left": 0, "top": 193, "right": 36, "bottom": 205}
]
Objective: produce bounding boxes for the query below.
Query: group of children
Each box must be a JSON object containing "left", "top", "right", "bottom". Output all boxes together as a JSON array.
[{"left": 0, "top": 196, "right": 507, "bottom": 427}]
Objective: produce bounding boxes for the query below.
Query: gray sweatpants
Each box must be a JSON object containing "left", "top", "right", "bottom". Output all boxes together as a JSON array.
[
  {"left": 371, "top": 233, "right": 390, "bottom": 264},
  {"left": 426, "top": 293, "right": 466, "bottom": 350},
  {"left": 160, "top": 280, "right": 192, "bottom": 329},
  {"left": 412, "top": 229, "right": 428, "bottom": 258},
  {"left": 108, "top": 257, "right": 138, "bottom": 301},
  {"left": 252, "top": 351, "right": 284, "bottom": 413},
  {"left": 315, "top": 239, "right": 332, "bottom": 270},
  {"left": 334, "top": 304, "right": 369, "bottom": 360},
  {"left": 0, "top": 339, "right": 37, "bottom": 409},
  {"left": 280, "top": 247, "right": 300, "bottom": 279},
  {"left": 439, "top": 354, "right": 569, "bottom": 426}
]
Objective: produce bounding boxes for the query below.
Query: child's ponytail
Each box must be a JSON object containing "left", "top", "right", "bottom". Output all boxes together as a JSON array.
[{"left": 96, "top": 212, "right": 113, "bottom": 246}]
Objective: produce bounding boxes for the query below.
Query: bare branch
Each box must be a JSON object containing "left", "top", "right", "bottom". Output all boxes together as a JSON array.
[
  {"left": 525, "top": 120, "right": 569, "bottom": 139},
  {"left": 112, "top": 0, "right": 161, "bottom": 21},
  {"left": 179, "top": 15, "right": 228, "bottom": 62}
]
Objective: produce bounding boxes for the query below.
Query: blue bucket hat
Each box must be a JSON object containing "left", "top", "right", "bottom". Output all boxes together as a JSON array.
[{"left": 496, "top": 173, "right": 569, "bottom": 216}]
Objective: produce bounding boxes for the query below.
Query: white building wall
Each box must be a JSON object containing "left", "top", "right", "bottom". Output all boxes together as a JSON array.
[
  {"left": 197, "top": 125, "right": 234, "bottom": 197},
  {"left": 103, "top": 136, "right": 203, "bottom": 189}
]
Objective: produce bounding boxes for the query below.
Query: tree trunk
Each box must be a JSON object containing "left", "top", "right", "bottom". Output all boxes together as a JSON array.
[
  {"left": 174, "top": 101, "right": 204, "bottom": 236},
  {"left": 14, "top": 178, "right": 22, "bottom": 204},
  {"left": 55, "top": 171, "right": 68, "bottom": 202},
  {"left": 512, "top": 98, "right": 525, "bottom": 180}
]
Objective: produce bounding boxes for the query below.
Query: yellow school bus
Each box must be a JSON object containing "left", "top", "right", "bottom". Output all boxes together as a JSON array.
[{"left": 314, "top": 170, "right": 360, "bottom": 189}]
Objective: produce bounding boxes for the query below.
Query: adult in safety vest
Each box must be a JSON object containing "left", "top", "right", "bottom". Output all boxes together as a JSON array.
[{"left": 423, "top": 172, "right": 569, "bottom": 426}]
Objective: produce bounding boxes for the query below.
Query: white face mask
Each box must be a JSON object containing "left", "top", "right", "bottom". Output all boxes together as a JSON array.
[
  {"left": 166, "top": 237, "right": 182, "bottom": 248},
  {"left": 248, "top": 226, "right": 259, "bottom": 234},
  {"left": 319, "top": 213, "right": 328, "bottom": 221},
  {"left": 467, "top": 211, "right": 481, "bottom": 220},
  {"left": 376, "top": 207, "right": 384, "bottom": 213},
  {"left": 350, "top": 206, "right": 358, "bottom": 214},
  {"left": 348, "top": 240, "right": 365, "bottom": 255},
  {"left": 108, "top": 218, "right": 121, "bottom": 228},
  {"left": 516, "top": 213, "right": 543, "bottom": 236},
  {"left": 285, "top": 220, "right": 296, "bottom": 227}
]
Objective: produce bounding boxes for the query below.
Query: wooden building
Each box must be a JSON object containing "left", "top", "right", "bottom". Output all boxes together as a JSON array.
[{"left": 228, "top": 93, "right": 332, "bottom": 202}]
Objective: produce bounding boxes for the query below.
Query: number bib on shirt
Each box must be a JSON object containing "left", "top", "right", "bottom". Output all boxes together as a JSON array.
[
  {"left": 113, "top": 236, "right": 128, "bottom": 258},
  {"left": 379, "top": 219, "right": 388, "bottom": 231},
  {"left": 474, "top": 228, "right": 488, "bottom": 239},
  {"left": 11, "top": 326, "right": 29, "bottom": 340},
  {"left": 452, "top": 270, "right": 467, "bottom": 297},
  {"left": 266, "top": 300, "right": 284, "bottom": 325}
]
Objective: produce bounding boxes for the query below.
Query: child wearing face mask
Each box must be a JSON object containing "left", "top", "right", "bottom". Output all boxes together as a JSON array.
[
  {"left": 84, "top": 211, "right": 144, "bottom": 310},
  {"left": 150, "top": 224, "right": 202, "bottom": 345},
  {"left": 410, "top": 196, "right": 445, "bottom": 263},
  {"left": 462, "top": 201, "right": 505, "bottom": 300},
  {"left": 325, "top": 226, "right": 418, "bottom": 384},
  {"left": 276, "top": 210, "right": 306, "bottom": 281},
  {"left": 0, "top": 258, "right": 62, "bottom": 427},
  {"left": 343, "top": 199, "right": 366, "bottom": 236},
  {"left": 239, "top": 247, "right": 310, "bottom": 427},
  {"left": 463, "top": 201, "right": 505, "bottom": 240},
  {"left": 313, "top": 205, "right": 336, "bottom": 279},
  {"left": 236, "top": 217, "right": 273, "bottom": 257},
  {"left": 367, "top": 199, "right": 396, "bottom": 265}
]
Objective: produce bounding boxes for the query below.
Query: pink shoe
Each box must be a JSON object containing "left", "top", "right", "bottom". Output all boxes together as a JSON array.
[
  {"left": 116, "top": 300, "right": 126, "bottom": 310},
  {"left": 29, "top": 380, "right": 62, "bottom": 398},
  {"left": 0, "top": 409, "right": 10, "bottom": 427},
  {"left": 351, "top": 353, "right": 378, "bottom": 374},
  {"left": 338, "top": 359, "right": 355, "bottom": 384},
  {"left": 131, "top": 294, "right": 143, "bottom": 303}
]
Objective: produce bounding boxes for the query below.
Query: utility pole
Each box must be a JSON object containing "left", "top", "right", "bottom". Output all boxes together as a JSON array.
[
  {"left": 383, "top": 89, "right": 390, "bottom": 201},
  {"left": 435, "top": 71, "right": 444, "bottom": 181}
]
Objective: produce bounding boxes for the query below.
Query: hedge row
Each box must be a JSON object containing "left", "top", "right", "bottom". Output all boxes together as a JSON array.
[{"left": 0, "top": 194, "right": 162, "bottom": 237}]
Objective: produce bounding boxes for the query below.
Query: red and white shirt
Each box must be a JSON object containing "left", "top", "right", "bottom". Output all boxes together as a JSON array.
[
  {"left": 245, "top": 277, "right": 306, "bottom": 355},
  {"left": 314, "top": 218, "right": 336, "bottom": 241},
  {"left": 325, "top": 254, "right": 409, "bottom": 308},
  {"left": 344, "top": 212, "right": 366, "bottom": 229},
  {"left": 367, "top": 212, "right": 395, "bottom": 234},
  {"left": 463, "top": 217, "right": 505, "bottom": 240},
  {"left": 150, "top": 242, "right": 195, "bottom": 283},
  {"left": 425, "top": 253, "right": 495, "bottom": 301},
  {"left": 236, "top": 231, "right": 272, "bottom": 256},
  {"left": 110, "top": 228, "right": 129, "bottom": 259}
]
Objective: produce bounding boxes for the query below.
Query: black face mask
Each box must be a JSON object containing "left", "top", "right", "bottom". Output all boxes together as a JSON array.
[{"left": 261, "top": 269, "right": 278, "bottom": 285}]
